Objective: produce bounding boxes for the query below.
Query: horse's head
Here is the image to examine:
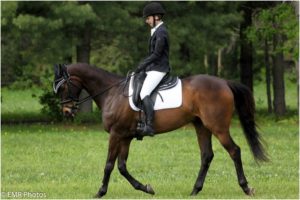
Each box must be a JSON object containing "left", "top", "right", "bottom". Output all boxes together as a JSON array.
[{"left": 53, "top": 64, "right": 82, "bottom": 118}]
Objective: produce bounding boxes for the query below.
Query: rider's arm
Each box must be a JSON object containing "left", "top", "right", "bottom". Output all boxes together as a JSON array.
[{"left": 137, "top": 31, "right": 166, "bottom": 71}]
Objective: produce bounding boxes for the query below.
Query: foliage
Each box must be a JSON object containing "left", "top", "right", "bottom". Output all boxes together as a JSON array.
[
  {"left": 2, "top": 1, "right": 244, "bottom": 84},
  {"left": 246, "top": 3, "right": 298, "bottom": 60},
  {"left": 165, "top": 1, "right": 242, "bottom": 76},
  {"left": 2, "top": 1, "right": 297, "bottom": 118},
  {"left": 39, "top": 90, "right": 63, "bottom": 121}
]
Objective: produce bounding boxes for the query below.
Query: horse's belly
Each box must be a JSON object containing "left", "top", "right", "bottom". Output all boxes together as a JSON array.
[{"left": 154, "top": 108, "right": 194, "bottom": 133}]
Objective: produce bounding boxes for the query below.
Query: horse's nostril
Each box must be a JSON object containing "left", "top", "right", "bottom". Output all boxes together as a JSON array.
[
  {"left": 63, "top": 107, "right": 72, "bottom": 115},
  {"left": 63, "top": 110, "right": 70, "bottom": 115}
]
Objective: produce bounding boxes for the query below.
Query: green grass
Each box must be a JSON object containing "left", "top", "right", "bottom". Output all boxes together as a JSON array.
[
  {"left": 1, "top": 118, "right": 298, "bottom": 199},
  {"left": 1, "top": 87, "right": 44, "bottom": 114},
  {"left": 1, "top": 87, "right": 101, "bottom": 123},
  {"left": 1, "top": 87, "right": 48, "bottom": 122}
]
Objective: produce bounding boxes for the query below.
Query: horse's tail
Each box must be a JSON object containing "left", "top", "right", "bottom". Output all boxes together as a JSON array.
[{"left": 227, "top": 81, "right": 269, "bottom": 162}]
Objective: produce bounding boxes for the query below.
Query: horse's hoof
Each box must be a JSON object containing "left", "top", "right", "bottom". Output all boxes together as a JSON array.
[
  {"left": 146, "top": 184, "right": 155, "bottom": 195},
  {"left": 94, "top": 189, "right": 106, "bottom": 198},
  {"left": 94, "top": 193, "right": 102, "bottom": 199},
  {"left": 245, "top": 187, "right": 255, "bottom": 196},
  {"left": 190, "top": 187, "right": 201, "bottom": 196}
]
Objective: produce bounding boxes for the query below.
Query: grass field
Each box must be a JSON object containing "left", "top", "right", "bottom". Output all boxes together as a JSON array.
[
  {"left": 1, "top": 118, "right": 299, "bottom": 199},
  {"left": 1, "top": 77, "right": 299, "bottom": 198}
]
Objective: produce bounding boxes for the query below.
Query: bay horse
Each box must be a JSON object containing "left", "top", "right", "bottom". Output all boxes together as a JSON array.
[{"left": 53, "top": 63, "right": 268, "bottom": 198}]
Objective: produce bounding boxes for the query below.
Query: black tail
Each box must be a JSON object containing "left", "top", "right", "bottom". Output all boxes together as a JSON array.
[{"left": 227, "top": 81, "right": 269, "bottom": 162}]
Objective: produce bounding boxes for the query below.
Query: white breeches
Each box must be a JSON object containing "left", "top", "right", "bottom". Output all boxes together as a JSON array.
[{"left": 140, "top": 71, "right": 167, "bottom": 100}]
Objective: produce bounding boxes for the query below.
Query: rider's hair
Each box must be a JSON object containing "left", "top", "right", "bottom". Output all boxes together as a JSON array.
[{"left": 155, "top": 14, "right": 163, "bottom": 20}]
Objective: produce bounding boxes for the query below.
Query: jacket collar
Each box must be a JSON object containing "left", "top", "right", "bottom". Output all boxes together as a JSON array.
[{"left": 151, "top": 21, "right": 163, "bottom": 36}]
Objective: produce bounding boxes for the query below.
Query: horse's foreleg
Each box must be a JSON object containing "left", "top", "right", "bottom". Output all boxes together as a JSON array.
[
  {"left": 217, "top": 132, "right": 254, "bottom": 196},
  {"left": 118, "top": 138, "right": 155, "bottom": 195},
  {"left": 191, "top": 122, "right": 214, "bottom": 196},
  {"left": 95, "top": 135, "right": 120, "bottom": 198}
]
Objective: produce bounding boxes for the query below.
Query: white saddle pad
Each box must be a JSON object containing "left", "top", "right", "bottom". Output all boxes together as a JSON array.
[{"left": 128, "top": 74, "right": 182, "bottom": 111}]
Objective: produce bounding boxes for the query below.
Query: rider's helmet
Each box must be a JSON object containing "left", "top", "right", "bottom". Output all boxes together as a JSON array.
[{"left": 143, "top": 2, "right": 166, "bottom": 18}]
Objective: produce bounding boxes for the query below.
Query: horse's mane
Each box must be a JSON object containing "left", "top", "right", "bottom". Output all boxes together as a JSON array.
[{"left": 68, "top": 63, "right": 124, "bottom": 81}]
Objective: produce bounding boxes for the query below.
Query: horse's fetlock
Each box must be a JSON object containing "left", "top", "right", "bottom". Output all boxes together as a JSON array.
[
  {"left": 239, "top": 180, "right": 248, "bottom": 188},
  {"left": 118, "top": 164, "right": 126, "bottom": 175},
  {"left": 133, "top": 183, "right": 142, "bottom": 190}
]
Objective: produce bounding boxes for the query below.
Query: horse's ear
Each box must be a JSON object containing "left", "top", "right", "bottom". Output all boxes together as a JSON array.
[
  {"left": 61, "top": 64, "right": 69, "bottom": 79},
  {"left": 54, "top": 64, "right": 61, "bottom": 79}
]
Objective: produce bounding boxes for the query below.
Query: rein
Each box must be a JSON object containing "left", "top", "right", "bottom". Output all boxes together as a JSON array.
[{"left": 74, "top": 79, "right": 127, "bottom": 106}]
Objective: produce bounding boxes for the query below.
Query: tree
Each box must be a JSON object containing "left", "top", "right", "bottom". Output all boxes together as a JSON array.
[
  {"left": 246, "top": 2, "right": 298, "bottom": 116},
  {"left": 239, "top": 2, "right": 254, "bottom": 91},
  {"left": 165, "top": 1, "right": 242, "bottom": 77},
  {"left": 1, "top": 1, "right": 19, "bottom": 86}
]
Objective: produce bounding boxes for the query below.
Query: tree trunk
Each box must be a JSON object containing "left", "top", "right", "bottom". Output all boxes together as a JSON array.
[
  {"left": 239, "top": 3, "right": 253, "bottom": 91},
  {"left": 76, "top": 24, "right": 92, "bottom": 113},
  {"left": 217, "top": 48, "right": 223, "bottom": 77},
  {"left": 272, "top": 33, "right": 286, "bottom": 116},
  {"left": 209, "top": 52, "right": 218, "bottom": 76},
  {"left": 264, "top": 39, "right": 272, "bottom": 113}
]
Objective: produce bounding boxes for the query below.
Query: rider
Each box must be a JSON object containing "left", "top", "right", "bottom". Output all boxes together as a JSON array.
[{"left": 136, "top": 2, "right": 171, "bottom": 136}]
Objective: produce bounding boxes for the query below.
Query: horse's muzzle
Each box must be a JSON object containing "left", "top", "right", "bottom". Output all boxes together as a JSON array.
[{"left": 62, "top": 104, "right": 78, "bottom": 118}]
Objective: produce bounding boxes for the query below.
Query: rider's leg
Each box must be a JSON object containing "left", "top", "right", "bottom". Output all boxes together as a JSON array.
[{"left": 140, "top": 71, "right": 166, "bottom": 136}]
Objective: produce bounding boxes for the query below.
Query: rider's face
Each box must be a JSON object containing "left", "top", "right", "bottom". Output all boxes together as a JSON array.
[{"left": 145, "top": 16, "right": 155, "bottom": 28}]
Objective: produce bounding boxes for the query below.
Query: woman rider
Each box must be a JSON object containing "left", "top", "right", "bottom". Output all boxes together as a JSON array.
[{"left": 136, "top": 2, "right": 171, "bottom": 136}]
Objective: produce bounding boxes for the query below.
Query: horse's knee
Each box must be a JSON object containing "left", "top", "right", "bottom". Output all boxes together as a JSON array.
[
  {"left": 201, "top": 152, "right": 214, "bottom": 166},
  {"left": 104, "top": 162, "right": 114, "bottom": 174}
]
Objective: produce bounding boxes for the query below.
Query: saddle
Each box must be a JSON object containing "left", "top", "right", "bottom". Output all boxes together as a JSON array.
[{"left": 132, "top": 72, "right": 179, "bottom": 110}]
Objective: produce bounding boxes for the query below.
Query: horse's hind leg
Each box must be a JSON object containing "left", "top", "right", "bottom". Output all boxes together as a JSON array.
[
  {"left": 117, "top": 138, "right": 155, "bottom": 195},
  {"left": 191, "top": 120, "right": 214, "bottom": 196},
  {"left": 216, "top": 131, "right": 254, "bottom": 196}
]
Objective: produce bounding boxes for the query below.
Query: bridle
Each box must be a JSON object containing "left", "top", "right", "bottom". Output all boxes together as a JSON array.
[
  {"left": 53, "top": 70, "right": 134, "bottom": 108},
  {"left": 53, "top": 76, "right": 81, "bottom": 105}
]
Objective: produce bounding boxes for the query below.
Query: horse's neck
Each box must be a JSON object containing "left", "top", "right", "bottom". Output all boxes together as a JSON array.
[{"left": 69, "top": 64, "right": 123, "bottom": 107}]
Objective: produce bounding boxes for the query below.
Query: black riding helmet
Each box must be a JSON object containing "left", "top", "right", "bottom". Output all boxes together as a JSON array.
[{"left": 143, "top": 2, "right": 166, "bottom": 18}]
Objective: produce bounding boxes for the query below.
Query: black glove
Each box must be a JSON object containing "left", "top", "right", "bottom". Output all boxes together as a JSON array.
[{"left": 135, "top": 64, "right": 145, "bottom": 73}]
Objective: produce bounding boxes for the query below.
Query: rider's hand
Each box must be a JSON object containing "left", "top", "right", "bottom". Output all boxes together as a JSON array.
[{"left": 135, "top": 64, "right": 144, "bottom": 73}]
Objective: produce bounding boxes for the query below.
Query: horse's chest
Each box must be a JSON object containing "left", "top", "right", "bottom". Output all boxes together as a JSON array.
[{"left": 102, "top": 109, "right": 129, "bottom": 133}]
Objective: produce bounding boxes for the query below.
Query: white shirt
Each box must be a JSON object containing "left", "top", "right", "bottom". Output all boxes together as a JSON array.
[{"left": 151, "top": 21, "right": 164, "bottom": 36}]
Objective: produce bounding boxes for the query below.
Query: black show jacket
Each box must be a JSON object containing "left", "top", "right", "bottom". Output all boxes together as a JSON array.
[{"left": 139, "top": 24, "right": 170, "bottom": 73}]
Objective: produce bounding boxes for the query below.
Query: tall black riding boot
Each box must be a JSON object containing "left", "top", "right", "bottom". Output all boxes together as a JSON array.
[{"left": 141, "top": 96, "right": 155, "bottom": 136}]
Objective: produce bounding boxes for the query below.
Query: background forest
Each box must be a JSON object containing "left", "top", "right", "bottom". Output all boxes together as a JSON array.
[{"left": 1, "top": 1, "right": 299, "bottom": 119}]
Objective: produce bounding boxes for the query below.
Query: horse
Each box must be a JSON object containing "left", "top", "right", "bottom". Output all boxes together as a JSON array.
[{"left": 53, "top": 63, "right": 268, "bottom": 198}]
